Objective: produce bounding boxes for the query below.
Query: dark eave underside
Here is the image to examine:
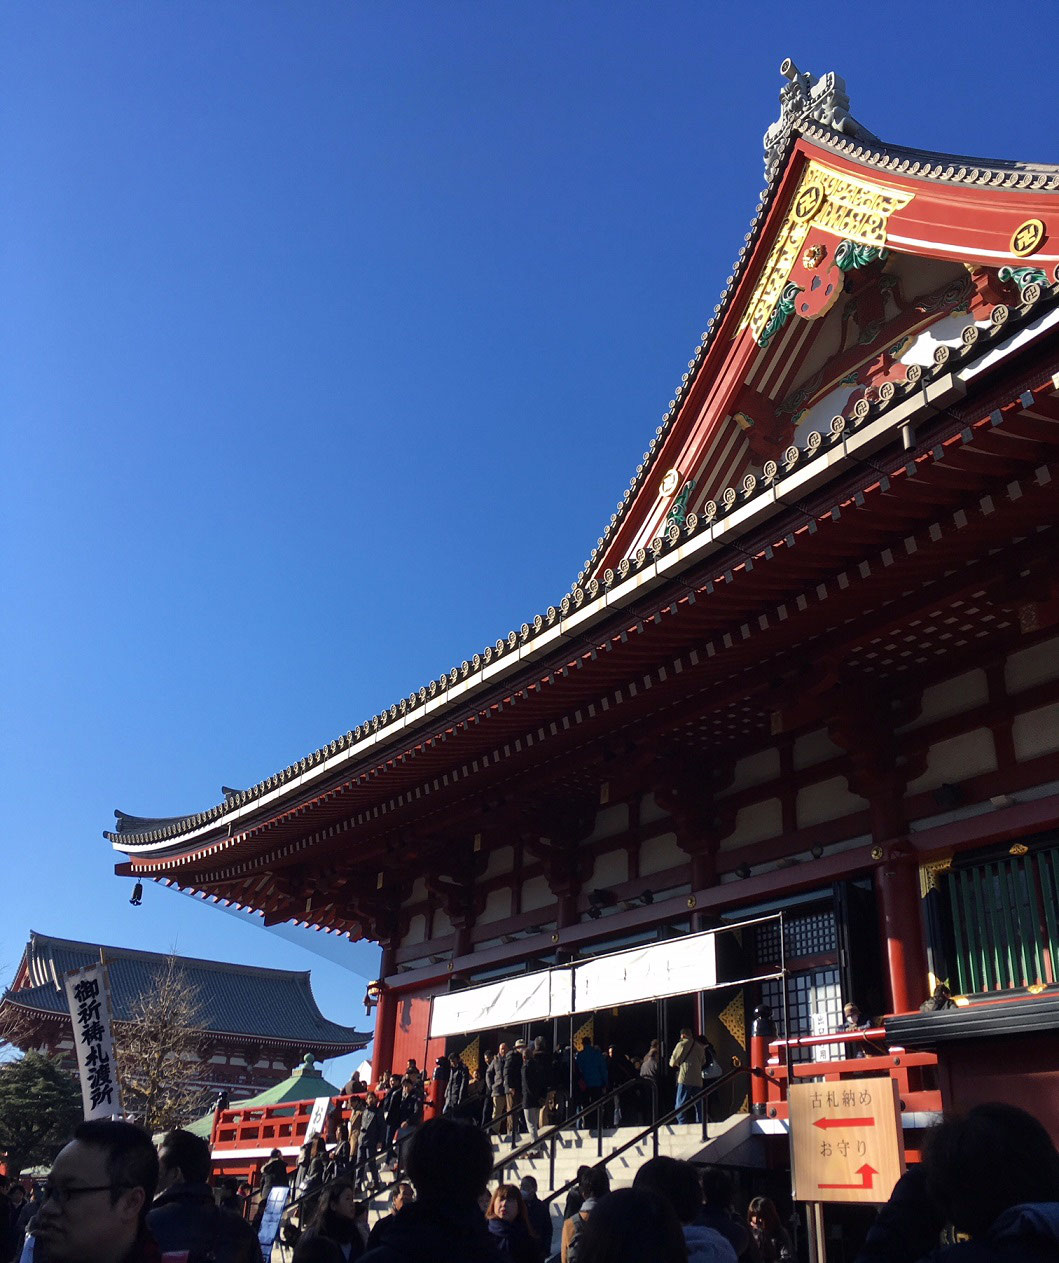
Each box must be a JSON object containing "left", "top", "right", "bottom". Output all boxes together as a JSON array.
[{"left": 108, "top": 281, "right": 1059, "bottom": 862}]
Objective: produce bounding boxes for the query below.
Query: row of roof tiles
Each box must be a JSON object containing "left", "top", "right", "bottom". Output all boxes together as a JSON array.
[
  {"left": 107, "top": 274, "right": 1059, "bottom": 850},
  {"left": 6, "top": 932, "right": 369, "bottom": 1046},
  {"left": 570, "top": 123, "right": 1059, "bottom": 587}
]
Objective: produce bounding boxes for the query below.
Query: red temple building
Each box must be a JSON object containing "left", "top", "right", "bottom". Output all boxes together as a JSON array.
[
  {"left": 0, "top": 932, "right": 369, "bottom": 1100},
  {"left": 106, "top": 64, "right": 1059, "bottom": 1190}
]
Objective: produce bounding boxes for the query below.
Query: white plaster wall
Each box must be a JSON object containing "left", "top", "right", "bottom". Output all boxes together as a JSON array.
[
  {"left": 1005, "top": 635, "right": 1059, "bottom": 694},
  {"left": 720, "top": 748, "right": 781, "bottom": 796},
  {"left": 404, "top": 913, "right": 428, "bottom": 947},
  {"left": 906, "top": 728, "right": 997, "bottom": 793},
  {"left": 587, "top": 803, "right": 630, "bottom": 842},
  {"left": 478, "top": 887, "right": 512, "bottom": 925},
  {"left": 1012, "top": 702, "right": 1059, "bottom": 762},
  {"left": 587, "top": 849, "right": 629, "bottom": 889},
  {"left": 520, "top": 874, "right": 554, "bottom": 912},
  {"left": 720, "top": 798, "right": 782, "bottom": 850},
  {"left": 902, "top": 669, "right": 988, "bottom": 730},
  {"left": 639, "top": 831, "right": 684, "bottom": 876},
  {"left": 432, "top": 908, "right": 453, "bottom": 937},
  {"left": 484, "top": 846, "right": 514, "bottom": 879},
  {"left": 639, "top": 792, "right": 669, "bottom": 825},
  {"left": 407, "top": 876, "right": 428, "bottom": 903},
  {"left": 793, "top": 728, "right": 844, "bottom": 770},
  {"left": 797, "top": 776, "right": 867, "bottom": 827}
]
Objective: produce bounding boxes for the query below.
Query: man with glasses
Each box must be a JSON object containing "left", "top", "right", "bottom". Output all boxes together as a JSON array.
[{"left": 31, "top": 1120, "right": 158, "bottom": 1263}]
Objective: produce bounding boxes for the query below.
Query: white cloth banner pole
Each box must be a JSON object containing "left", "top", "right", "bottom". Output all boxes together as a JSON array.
[{"left": 64, "top": 965, "right": 122, "bottom": 1121}]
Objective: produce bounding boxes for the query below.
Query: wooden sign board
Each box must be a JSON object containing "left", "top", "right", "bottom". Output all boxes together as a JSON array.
[{"left": 790, "top": 1076, "right": 905, "bottom": 1204}]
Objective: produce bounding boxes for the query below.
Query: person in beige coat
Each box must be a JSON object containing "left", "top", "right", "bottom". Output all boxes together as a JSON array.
[{"left": 669, "top": 1027, "right": 707, "bottom": 1123}]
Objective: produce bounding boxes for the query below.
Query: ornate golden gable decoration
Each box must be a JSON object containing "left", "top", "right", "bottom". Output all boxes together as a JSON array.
[{"left": 739, "top": 160, "right": 914, "bottom": 342}]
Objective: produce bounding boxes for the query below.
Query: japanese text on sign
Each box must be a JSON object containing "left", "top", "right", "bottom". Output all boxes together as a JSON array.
[
  {"left": 64, "top": 965, "right": 123, "bottom": 1121},
  {"left": 789, "top": 1076, "right": 904, "bottom": 1205}
]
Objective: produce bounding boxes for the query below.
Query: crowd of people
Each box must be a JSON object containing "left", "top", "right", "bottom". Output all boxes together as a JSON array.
[
  {"left": 268, "top": 1030, "right": 726, "bottom": 1217},
  {"left": 10, "top": 1102, "right": 1059, "bottom": 1263}
]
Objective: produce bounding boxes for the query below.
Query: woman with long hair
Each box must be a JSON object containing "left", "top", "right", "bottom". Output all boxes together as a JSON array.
[
  {"left": 486, "top": 1183, "right": 538, "bottom": 1263},
  {"left": 747, "top": 1197, "right": 792, "bottom": 1262},
  {"left": 293, "top": 1179, "right": 366, "bottom": 1263}
]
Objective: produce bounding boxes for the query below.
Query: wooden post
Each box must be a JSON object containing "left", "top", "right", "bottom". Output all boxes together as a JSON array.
[{"left": 807, "top": 1202, "right": 827, "bottom": 1263}]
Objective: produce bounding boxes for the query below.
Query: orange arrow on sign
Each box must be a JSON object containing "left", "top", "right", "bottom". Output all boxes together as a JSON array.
[
  {"left": 813, "top": 1116, "right": 876, "bottom": 1130},
  {"left": 818, "top": 1164, "right": 878, "bottom": 1191}
]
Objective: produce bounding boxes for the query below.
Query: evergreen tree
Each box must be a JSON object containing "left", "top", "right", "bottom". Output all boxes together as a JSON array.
[{"left": 0, "top": 1051, "right": 81, "bottom": 1176}]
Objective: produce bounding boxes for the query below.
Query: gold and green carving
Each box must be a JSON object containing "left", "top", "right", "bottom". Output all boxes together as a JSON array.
[{"left": 740, "top": 160, "right": 914, "bottom": 343}]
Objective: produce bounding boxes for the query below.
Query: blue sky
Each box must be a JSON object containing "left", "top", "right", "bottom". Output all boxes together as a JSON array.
[{"left": 3, "top": 2, "right": 1057, "bottom": 1084}]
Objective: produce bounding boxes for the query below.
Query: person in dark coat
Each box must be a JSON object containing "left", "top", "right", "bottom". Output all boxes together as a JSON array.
[
  {"left": 486, "top": 1184, "right": 538, "bottom": 1263},
  {"left": 855, "top": 1102, "right": 1059, "bottom": 1263},
  {"left": 503, "top": 1041, "right": 526, "bottom": 1137},
  {"left": 578, "top": 1187, "right": 688, "bottom": 1263},
  {"left": 148, "top": 1129, "right": 263, "bottom": 1263},
  {"left": 919, "top": 983, "right": 958, "bottom": 1013},
  {"left": 381, "top": 1074, "right": 403, "bottom": 1160},
  {"left": 563, "top": 1167, "right": 592, "bottom": 1221},
  {"left": 639, "top": 1039, "right": 662, "bottom": 1121},
  {"left": 292, "top": 1179, "right": 365, "bottom": 1263},
  {"left": 444, "top": 1053, "right": 470, "bottom": 1115},
  {"left": 258, "top": 1148, "right": 290, "bottom": 1199},
  {"left": 391, "top": 1078, "right": 424, "bottom": 1175},
  {"left": 522, "top": 1038, "right": 553, "bottom": 1146},
  {"left": 694, "top": 1167, "right": 756, "bottom": 1262},
  {"left": 359, "top": 1118, "right": 500, "bottom": 1263},
  {"left": 364, "top": 1183, "right": 415, "bottom": 1248},
  {"left": 605, "top": 1046, "right": 637, "bottom": 1127},
  {"left": 519, "top": 1176, "right": 553, "bottom": 1262},
  {"left": 487, "top": 1046, "right": 508, "bottom": 1133},
  {"left": 354, "top": 1085, "right": 386, "bottom": 1191}
]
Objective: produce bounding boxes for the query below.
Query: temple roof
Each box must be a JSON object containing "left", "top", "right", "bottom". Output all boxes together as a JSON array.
[
  {"left": 185, "top": 1053, "right": 345, "bottom": 1137},
  {"left": 3, "top": 931, "right": 369, "bottom": 1051},
  {"left": 104, "top": 65, "right": 1059, "bottom": 908}
]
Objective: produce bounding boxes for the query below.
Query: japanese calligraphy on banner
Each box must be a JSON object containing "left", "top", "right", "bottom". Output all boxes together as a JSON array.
[
  {"left": 64, "top": 965, "right": 122, "bottom": 1121},
  {"left": 789, "top": 1076, "right": 904, "bottom": 1205},
  {"left": 429, "top": 926, "right": 724, "bottom": 1038},
  {"left": 304, "top": 1096, "right": 332, "bottom": 1141}
]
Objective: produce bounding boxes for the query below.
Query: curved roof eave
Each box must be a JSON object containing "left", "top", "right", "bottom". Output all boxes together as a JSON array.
[{"left": 105, "top": 88, "right": 1059, "bottom": 867}]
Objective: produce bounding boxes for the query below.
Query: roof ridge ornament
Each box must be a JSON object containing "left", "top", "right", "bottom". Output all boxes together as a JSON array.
[{"left": 764, "top": 59, "right": 876, "bottom": 178}]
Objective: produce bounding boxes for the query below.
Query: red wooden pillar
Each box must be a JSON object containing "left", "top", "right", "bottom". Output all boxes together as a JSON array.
[
  {"left": 874, "top": 846, "right": 927, "bottom": 1015},
  {"left": 371, "top": 949, "right": 397, "bottom": 1084}
]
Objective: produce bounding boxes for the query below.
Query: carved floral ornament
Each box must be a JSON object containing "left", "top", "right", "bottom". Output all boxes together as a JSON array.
[{"left": 739, "top": 159, "right": 914, "bottom": 344}]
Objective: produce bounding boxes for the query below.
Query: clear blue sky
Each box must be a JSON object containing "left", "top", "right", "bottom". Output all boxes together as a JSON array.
[{"left": 3, "top": 2, "right": 1056, "bottom": 1084}]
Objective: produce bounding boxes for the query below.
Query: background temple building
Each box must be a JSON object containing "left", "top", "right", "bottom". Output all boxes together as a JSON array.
[
  {"left": 0, "top": 931, "right": 369, "bottom": 1099},
  {"left": 106, "top": 62, "right": 1059, "bottom": 1193}
]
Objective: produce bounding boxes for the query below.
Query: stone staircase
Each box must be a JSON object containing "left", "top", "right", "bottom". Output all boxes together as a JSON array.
[
  {"left": 488, "top": 1113, "right": 753, "bottom": 1243},
  {"left": 349, "top": 1112, "right": 759, "bottom": 1245}
]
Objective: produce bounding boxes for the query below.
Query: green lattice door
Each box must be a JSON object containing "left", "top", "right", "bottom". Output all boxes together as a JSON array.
[{"left": 946, "top": 843, "right": 1059, "bottom": 993}]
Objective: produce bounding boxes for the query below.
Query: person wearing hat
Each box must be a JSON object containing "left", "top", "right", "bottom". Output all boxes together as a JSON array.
[{"left": 504, "top": 1040, "right": 527, "bottom": 1138}]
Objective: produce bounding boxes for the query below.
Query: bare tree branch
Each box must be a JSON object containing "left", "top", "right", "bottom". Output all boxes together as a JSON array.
[{"left": 113, "top": 956, "right": 209, "bottom": 1134}]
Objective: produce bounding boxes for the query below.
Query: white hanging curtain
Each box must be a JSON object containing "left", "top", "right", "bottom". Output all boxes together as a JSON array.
[{"left": 429, "top": 926, "right": 719, "bottom": 1038}]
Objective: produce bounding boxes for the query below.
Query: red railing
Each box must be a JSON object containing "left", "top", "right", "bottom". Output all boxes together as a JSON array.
[
  {"left": 210, "top": 1081, "right": 446, "bottom": 1161},
  {"left": 756, "top": 1028, "right": 942, "bottom": 1124}
]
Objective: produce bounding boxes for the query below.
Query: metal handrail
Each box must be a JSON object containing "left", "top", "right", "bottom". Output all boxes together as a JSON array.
[
  {"left": 492, "top": 1065, "right": 758, "bottom": 1212},
  {"left": 490, "top": 1078, "right": 645, "bottom": 1192}
]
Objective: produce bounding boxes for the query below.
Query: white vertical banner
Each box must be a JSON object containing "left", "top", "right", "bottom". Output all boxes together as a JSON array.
[
  {"left": 304, "top": 1095, "right": 331, "bottom": 1140},
  {"left": 64, "top": 965, "right": 122, "bottom": 1120}
]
